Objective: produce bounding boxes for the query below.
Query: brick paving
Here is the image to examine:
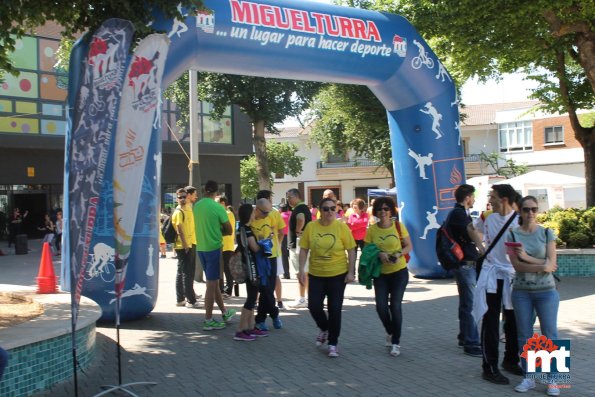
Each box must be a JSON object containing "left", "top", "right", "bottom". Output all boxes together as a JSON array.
[{"left": 1, "top": 240, "right": 593, "bottom": 396}]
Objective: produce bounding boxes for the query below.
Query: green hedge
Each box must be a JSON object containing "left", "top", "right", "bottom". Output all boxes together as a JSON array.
[{"left": 537, "top": 207, "right": 595, "bottom": 248}]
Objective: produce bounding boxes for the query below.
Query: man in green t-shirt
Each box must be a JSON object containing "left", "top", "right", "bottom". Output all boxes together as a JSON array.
[{"left": 194, "top": 180, "right": 235, "bottom": 330}]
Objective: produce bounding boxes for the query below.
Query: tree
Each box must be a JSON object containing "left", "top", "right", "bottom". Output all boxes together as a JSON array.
[
  {"left": 240, "top": 142, "right": 305, "bottom": 199},
  {"left": 309, "top": 84, "right": 394, "bottom": 178},
  {"left": 0, "top": 0, "right": 202, "bottom": 76},
  {"left": 375, "top": 0, "right": 595, "bottom": 205},
  {"left": 480, "top": 152, "right": 530, "bottom": 178},
  {"left": 165, "top": 73, "right": 320, "bottom": 190}
]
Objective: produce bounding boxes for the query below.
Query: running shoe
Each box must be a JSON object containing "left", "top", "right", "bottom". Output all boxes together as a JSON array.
[
  {"left": 316, "top": 330, "right": 328, "bottom": 346},
  {"left": 222, "top": 309, "right": 236, "bottom": 323},
  {"left": 249, "top": 328, "right": 269, "bottom": 337},
  {"left": 255, "top": 322, "right": 269, "bottom": 331},
  {"left": 328, "top": 345, "right": 339, "bottom": 358},
  {"left": 234, "top": 331, "right": 256, "bottom": 341},
  {"left": 272, "top": 317, "right": 283, "bottom": 329},
  {"left": 203, "top": 319, "right": 226, "bottom": 330}
]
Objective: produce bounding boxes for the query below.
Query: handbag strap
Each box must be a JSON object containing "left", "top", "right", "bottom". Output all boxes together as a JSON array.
[{"left": 484, "top": 212, "right": 517, "bottom": 258}]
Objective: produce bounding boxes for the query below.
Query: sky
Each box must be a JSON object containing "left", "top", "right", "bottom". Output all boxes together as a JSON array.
[{"left": 305, "top": 0, "right": 537, "bottom": 105}]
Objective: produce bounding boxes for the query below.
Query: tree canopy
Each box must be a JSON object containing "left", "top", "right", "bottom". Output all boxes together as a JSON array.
[
  {"left": 240, "top": 141, "right": 305, "bottom": 199},
  {"left": 377, "top": 0, "right": 595, "bottom": 205},
  {"left": 309, "top": 84, "right": 393, "bottom": 177},
  {"left": 165, "top": 73, "right": 321, "bottom": 190},
  {"left": 0, "top": 0, "right": 202, "bottom": 75}
]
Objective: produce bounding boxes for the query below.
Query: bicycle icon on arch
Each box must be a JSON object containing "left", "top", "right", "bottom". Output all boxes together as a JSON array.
[
  {"left": 411, "top": 39, "right": 435, "bottom": 70},
  {"left": 84, "top": 242, "right": 116, "bottom": 283}
]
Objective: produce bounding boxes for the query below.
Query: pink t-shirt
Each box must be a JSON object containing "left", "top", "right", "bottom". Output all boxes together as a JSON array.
[
  {"left": 281, "top": 211, "right": 290, "bottom": 236},
  {"left": 347, "top": 211, "right": 369, "bottom": 241}
]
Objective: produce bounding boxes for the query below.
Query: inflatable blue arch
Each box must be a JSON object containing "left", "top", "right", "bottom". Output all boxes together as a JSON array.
[{"left": 65, "top": 0, "right": 465, "bottom": 321}]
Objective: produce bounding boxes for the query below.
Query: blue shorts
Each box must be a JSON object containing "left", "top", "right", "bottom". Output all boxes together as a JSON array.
[{"left": 198, "top": 249, "right": 221, "bottom": 281}]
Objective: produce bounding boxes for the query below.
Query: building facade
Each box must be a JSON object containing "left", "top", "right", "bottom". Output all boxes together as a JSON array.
[
  {"left": 461, "top": 101, "right": 588, "bottom": 209},
  {"left": 0, "top": 23, "right": 252, "bottom": 238},
  {"left": 267, "top": 124, "right": 393, "bottom": 207}
]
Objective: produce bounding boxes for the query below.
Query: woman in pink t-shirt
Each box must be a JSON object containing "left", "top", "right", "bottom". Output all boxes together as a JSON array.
[{"left": 346, "top": 198, "right": 369, "bottom": 255}]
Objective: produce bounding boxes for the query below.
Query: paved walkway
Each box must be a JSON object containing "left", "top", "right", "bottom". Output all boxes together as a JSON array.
[{"left": 1, "top": 239, "right": 593, "bottom": 396}]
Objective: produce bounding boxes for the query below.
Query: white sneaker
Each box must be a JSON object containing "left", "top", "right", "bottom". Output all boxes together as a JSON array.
[
  {"left": 390, "top": 344, "right": 401, "bottom": 357},
  {"left": 514, "top": 378, "right": 536, "bottom": 393},
  {"left": 547, "top": 383, "right": 560, "bottom": 396},
  {"left": 328, "top": 345, "right": 339, "bottom": 358},
  {"left": 292, "top": 298, "right": 308, "bottom": 308},
  {"left": 385, "top": 335, "right": 392, "bottom": 347}
]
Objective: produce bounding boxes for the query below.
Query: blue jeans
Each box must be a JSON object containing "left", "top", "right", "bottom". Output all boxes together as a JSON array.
[
  {"left": 453, "top": 264, "right": 480, "bottom": 347},
  {"left": 373, "top": 268, "right": 409, "bottom": 345},
  {"left": 512, "top": 288, "right": 559, "bottom": 371}
]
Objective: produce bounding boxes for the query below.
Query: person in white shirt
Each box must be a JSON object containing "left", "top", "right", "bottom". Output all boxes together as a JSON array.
[{"left": 473, "top": 184, "right": 522, "bottom": 385}]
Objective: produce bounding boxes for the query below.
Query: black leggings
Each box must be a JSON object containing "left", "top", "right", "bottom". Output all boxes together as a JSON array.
[
  {"left": 243, "top": 282, "right": 259, "bottom": 310},
  {"left": 308, "top": 273, "right": 347, "bottom": 346},
  {"left": 255, "top": 258, "right": 280, "bottom": 322}
]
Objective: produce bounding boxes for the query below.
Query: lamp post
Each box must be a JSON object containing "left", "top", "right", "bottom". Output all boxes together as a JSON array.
[{"left": 189, "top": 69, "right": 201, "bottom": 195}]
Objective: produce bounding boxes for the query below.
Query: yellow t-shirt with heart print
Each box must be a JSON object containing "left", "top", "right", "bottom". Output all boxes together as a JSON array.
[
  {"left": 300, "top": 219, "right": 356, "bottom": 277},
  {"left": 364, "top": 221, "right": 409, "bottom": 274}
]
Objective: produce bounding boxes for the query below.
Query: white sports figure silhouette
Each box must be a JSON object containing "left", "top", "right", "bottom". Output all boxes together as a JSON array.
[
  {"left": 88, "top": 242, "right": 115, "bottom": 277},
  {"left": 420, "top": 102, "right": 443, "bottom": 139},
  {"left": 408, "top": 149, "right": 434, "bottom": 180},
  {"left": 420, "top": 206, "right": 440, "bottom": 240}
]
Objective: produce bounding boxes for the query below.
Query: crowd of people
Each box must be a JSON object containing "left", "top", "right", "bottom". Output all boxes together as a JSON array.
[
  {"left": 163, "top": 184, "right": 414, "bottom": 360},
  {"left": 449, "top": 183, "right": 561, "bottom": 396},
  {"left": 160, "top": 181, "right": 560, "bottom": 394}
]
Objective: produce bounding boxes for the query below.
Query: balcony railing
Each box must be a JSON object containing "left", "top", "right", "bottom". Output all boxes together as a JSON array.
[
  {"left": 317, "top": 159, "right": 382, "bottom": 168},
  {"left": 464, "top": 153, "right": 481, "bottom": 162}
]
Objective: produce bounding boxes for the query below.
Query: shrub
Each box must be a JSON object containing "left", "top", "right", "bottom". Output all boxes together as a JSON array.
[
  {"left": 567, "top": 231, "right": 591, "bottom": 248},
  {"left": 538, "top": 206, "right": 594, "bottom": 248}
]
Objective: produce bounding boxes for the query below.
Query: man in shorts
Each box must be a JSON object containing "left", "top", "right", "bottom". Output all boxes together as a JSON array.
[
  {"left": 286, "top": 188, "right": 312, "bottom": 308},
  {"left": 194, "top": 180, "right": 235, "bottom": 330}
]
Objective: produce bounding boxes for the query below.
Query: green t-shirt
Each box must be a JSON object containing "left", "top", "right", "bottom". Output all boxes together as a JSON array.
[{"left": 193, "top": 197, "right": 229, "bottom": 252}]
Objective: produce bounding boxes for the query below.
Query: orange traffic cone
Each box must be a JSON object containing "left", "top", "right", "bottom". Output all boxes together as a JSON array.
[{"left": 36, "top": 242, "right": 57, "bottom": 294}]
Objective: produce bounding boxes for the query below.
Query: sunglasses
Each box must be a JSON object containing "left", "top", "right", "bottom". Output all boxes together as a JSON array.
[
  {"left": 521, "top": 207, "right": 538, "bottom": 214},
  {"left": 321, "top": 206, "right": 336, "bottom": 212},
  {"left": 177, "top": 196, "right": 186, "bottom": 199},
  {"left": 258, "top": 208, "right": 270, "bottom": 215},
  {"left": 378, "top": 207, "right": 392, "bottom": 212}
]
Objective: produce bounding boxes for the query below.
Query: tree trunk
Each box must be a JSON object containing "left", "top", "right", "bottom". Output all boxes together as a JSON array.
[
  {"left": 583, "top": 132, "right": 595, "bottom": 207},
  {"left": 554, "top": 49, "right": 595, "bottom": 207},
  {"left": 252, "top": 119, "right": 271, "bottom": 190}
]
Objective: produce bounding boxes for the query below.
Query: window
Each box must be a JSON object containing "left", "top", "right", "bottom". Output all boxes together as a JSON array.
[
  {"left": 498, "top": 121, "right": 533, "bottom": 152},
  {"left": 544, "top": 126, "right": 564, "bottom": 144}
]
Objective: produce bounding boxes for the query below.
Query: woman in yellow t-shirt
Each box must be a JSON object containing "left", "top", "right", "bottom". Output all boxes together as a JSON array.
[
  {"left": 364, "top": 196, "right": 412, "bottom": 357},
  {"left": 298, "top": 197, "right": 356, "bottom": 358}
]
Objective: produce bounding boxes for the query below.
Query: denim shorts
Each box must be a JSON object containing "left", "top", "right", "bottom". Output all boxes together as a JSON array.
[{"left": 198, "top": 249, "right": 222, "bottom": 281}]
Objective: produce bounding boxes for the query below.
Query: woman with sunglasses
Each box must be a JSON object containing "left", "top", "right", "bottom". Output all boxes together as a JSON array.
[
  {"left": 298, "top": 197, "right": 356, "bottom": 357},
  {"left": 506, "top": 196, "right": 560, "bottom": 396},
  {"left": 364, "top": 196, "right": 412, "bottom": 357}
]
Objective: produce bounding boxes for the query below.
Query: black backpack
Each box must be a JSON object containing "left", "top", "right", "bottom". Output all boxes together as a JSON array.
[
  {"left": 435, "top": 209, "right": 464, "bottom": 271},
  {"left": 161, "top": 209, "right": 184, "bottom": 244}
]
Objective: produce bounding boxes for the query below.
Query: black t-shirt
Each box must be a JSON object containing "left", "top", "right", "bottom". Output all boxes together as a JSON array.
[
  {"left": 236, "top": 225, "right": 255, "bottom": 251},
  {"left": 448, "top": 204, "right": 479, "bottom": 261},
  {"left": 288, "top": 203, "right": 312, "bottom": 249}
]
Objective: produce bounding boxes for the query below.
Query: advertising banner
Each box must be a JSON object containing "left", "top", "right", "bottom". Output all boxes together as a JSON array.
[{"left": 66, "top": 19, "right": 134, "bottom": 322}]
